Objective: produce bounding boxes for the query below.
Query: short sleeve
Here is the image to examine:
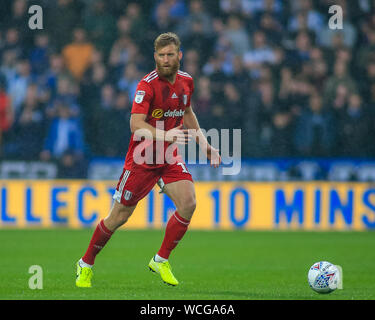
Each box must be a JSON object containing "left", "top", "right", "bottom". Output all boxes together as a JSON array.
[
  {"left": 131, "top": 81, "right": 153, "bottom": 114},
  {"left": 190, "top": 78, "right": 195, "bottom": 95},
  {"left": 187, "top": 78, "right": 194, "bottom": 107}
]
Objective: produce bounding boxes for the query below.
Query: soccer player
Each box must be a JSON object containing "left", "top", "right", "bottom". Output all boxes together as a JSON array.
[{"left": 76, "top": 32, "right": 221, "bottom": 287}]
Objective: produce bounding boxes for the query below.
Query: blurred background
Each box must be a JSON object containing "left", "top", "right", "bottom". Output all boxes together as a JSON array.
[{"left": 0, "top": 0, "right": 375, "bottom": 182}]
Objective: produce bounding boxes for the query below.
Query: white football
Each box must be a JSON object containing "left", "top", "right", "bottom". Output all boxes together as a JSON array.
[{"left": 308, "top": 261, "right": 339, "bottom": 294}]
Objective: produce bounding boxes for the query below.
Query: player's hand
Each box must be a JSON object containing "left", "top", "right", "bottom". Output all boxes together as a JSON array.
[
  {"left": 206, "top": 145, "right": 221, "bottom": 168},
  {"left": 165, "top": 124, "right": 192, "bottom": 145}
]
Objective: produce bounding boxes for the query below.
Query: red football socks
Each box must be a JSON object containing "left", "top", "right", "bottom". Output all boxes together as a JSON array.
[
  {"left": 157, "top": 211, "right": 190, "bottom": 260},
  {"left": 82, "top": 219, "right": 113, "bottom": 265}
]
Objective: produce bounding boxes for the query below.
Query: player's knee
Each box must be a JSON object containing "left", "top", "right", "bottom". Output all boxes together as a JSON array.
[
  {"left": 116, "top": 208, "right": 133, "bottom": 225},
  {"left": 179, "top": 197, "right": 196, "bottom": 216},
  {"left": 108, "top": 203, "right": 134, "bottom": 229},
  {"left": 115, "top": 214, "right": 130, "bottom": 226}
]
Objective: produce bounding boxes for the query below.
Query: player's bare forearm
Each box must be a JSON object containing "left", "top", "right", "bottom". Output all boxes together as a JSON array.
[
  {"left": 130, "top": 113, "right": 165, "bottom": 141},
  {"left": 131, "top": 113, "right": 191, "bottom": 144}
]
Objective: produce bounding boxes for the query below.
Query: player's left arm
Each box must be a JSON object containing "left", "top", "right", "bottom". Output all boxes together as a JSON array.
[{"left": 183, "top": 106, "right": 221, "bottom": 167}]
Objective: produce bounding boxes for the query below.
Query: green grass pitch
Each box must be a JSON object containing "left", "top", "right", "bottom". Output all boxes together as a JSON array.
[{"left": 1, "top": 229, "right": 375, "bottom": 300}]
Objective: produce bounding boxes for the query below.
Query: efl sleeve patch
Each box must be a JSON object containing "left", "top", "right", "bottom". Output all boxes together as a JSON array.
[{"left": 134, "top": 90, "right": 146, "bottom": 104}]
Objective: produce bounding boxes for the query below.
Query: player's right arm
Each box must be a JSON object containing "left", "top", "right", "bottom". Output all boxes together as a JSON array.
[
  {"left": 130, "top": 80, "right": 191, "bottom": 144},
  {"left": 131, "top": 114, "right": 190, "bottom": 145}
]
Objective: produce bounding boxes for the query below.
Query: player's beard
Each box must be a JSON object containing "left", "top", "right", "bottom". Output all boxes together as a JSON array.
[{"left": 156, "top": 59, "right": 180, "bottom": 81}]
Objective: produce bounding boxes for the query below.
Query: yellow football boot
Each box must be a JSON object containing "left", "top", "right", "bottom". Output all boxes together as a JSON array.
[
  {"left": 75, "top": 261, "right": 93, "bottom": 288},
  {"left": 148, "top": 258, "right": 179, "bottom": 286}
]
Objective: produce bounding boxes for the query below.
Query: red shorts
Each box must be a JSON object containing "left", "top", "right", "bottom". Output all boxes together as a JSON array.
[{"left": 113, "top": 161, "right": 193, "bottom": 206}]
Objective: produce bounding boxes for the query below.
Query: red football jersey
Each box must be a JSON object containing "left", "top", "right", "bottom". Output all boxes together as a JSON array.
[{"left": 124, "top": 69, "right": 194, "bottom": 169}]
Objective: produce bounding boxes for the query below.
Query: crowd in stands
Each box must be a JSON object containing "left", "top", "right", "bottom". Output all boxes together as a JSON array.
[{"left": 1, "top": 0, "right": 375, "bottom": 177}]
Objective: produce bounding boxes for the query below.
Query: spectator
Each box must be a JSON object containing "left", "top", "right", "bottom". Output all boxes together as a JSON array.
[
  {"left": 7, "top": 0, "right": 33, "bottom": 48},
  {"left": 7, "top": 59, "right": 32, "bottom": 115},
  {"left": 151, "top": 2, "right": 178, "bottom": 35},
  {"left": 222, "top": 82, "right": 244, "bottom": 129},
  {"left": 46, "top": 77, "right": 80, "bottom": 120},
  {"left": 29, "top": 32, "right": 52, "bottom": 77},
  {"left": 83, "top": 0, "right": 117, "bottom": 57},
  {"left": 336, "top": 93, "right": 372, "bottom": 157},
  {"left": 40, "top": 100, "right": 85, "bottom": 161},
  {"left": 79, "top": 63, "right": 107, "bottom": 151},
  {"left": 294, "top": 31, "right": 313, "bottom": 63},
  {"left": 2, "top": 27, "right": 23, "bottom": 61},
  {"left": 177, "top": 0, "right": 214, "bottom": 38},
  {"left": 9, "top": 84, "right": 46, "bottom": 159},
  {"left": 330, "top": 84, "right": 350, "bottom": 118},
  {"left": 42, "top": 54, "right": 72, "bottom": 100},
  {"left": 324, "top": 60, "right": 357, "bottom": 105},
  {"left": 278, "top": 74, "right": 313, "bottom": 117},
  {"left": 159, "top": 0, "right": 188, "bottom": 21},
  {"left": 307, "top": 48, "right": 329, "bottom": 91},
  {"left": 243, "top": 30, "right": 277, "bottom": 78},
  {"left": 62, "top": 28, "right": 94, "bottom": 81},
  {"left": 97, "top": 91, "right": 131, "bottom": 157},
  {"left": 117, "top": 63, "right": 141, "bottom": 102},
  {"left": 124, "top": 2, "right": 149, "bottom": 46},
  {"left": 46, "top": 0, "right": 82, "bottom": 51},
  {"left": 0, "top": 49, "right": 18, "bottom": 85},
  {"left": 86, "top": 83, "right": 116, "bottom": 154},
  {"left": 57, "top": 149, "right": 87, "bottom": 179},
  {"left": 258, "top": 12, "right": 283, "bottom": 46},
  {"left": 80, "top": 63, "right": 107, "bottom": 110},
  {"left": 358, "top": 59, "right": 375, "bottom": 100},
  {"left": 256, "top": 79, "right": 282, "bottom": 156},
  {"left": 241, "top": 82, "right": 263, "bottom": 157},
  {"left": 226, "top": 55, "right": 252, "bottom": 95},
  {"left": 0, "top": 78, "right": 13, "bottom": 155},
  {"left": 294, "top": 94, "right": 334, "bottom": 157},
  {"left": 116, "top": 15, "right": 132, "bottom": 39},
  {"left": 222, "top": 15, "right": 250, "bottom": 56},
  {"left": 288, "top": 0, "right": 324, "bottom": 35},
  {"left": 182, "top": 19, "right": 215, "bottom": 65},
  {"left": 269, "top": 109, "right": 294, "bottom": 157},
  {"left": 109, "top": 36, "right": 134, "bottom": 71},
  {"left": 219, "top": 0, "right": 242, "bottom": 15},
  {"left": 356, "top": 30, "right": 375, "bottom": 75},
  {"left": 99, "top": 84, "right": 116, "bottom": 111},
  {"left": 192, "top": 76, "right": 213, "bottom": 123}
]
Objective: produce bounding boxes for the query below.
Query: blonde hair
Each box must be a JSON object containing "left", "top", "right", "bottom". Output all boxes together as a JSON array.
[{"left": 154, "top": 32, "right": 181, "bottom": 52}]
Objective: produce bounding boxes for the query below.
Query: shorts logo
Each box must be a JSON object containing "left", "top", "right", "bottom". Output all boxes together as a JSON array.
[
  {"left": 152, "top": 109, "right": 164, "bottom": 119},
  {"left": 134, "top": 90, "right": 146, "bottom": 104},
  {"left": 124, "top": 190, "right": 133, "bottom": 201}
]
